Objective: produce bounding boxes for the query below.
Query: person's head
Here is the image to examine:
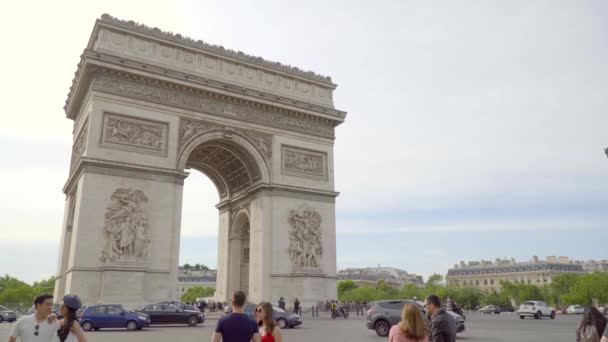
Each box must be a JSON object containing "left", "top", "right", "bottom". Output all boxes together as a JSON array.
[
  {"left": 58, "top": 294, "right": 82, "bottom": 342},
  {"left": 583, "top": 306, "right": 607, "bottom": 327},
  {"left": 231, "top": 290, "right": 246, "bottom": 309},
  {"left": 33, "top": 294, "right": 54, "bottom": 316},
  {"left": 424, "top": 295, "right": 442, "bottom": 317},
  {"left": 255, "top": 302, "right": 276, "bottom": 332},
  {"left": 398, "top": 303, "right": 428, "bottom": 340}
]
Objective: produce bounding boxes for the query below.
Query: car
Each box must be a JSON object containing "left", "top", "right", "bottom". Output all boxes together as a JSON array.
[
  {"left": 479, "top": 305, "right": 502, "bottom": 314},
  {"left": 446, "top": 310, "right": 466, "bottom": 334},
  {"left": 157, "top": 301, "right": 200, "bottom": 312},
  {"left": 137, "top": 303, "right": 204, "bottom": 326},
  {"left": 79, "top": 304, "right": 150, "bottom": 331},
  {"left": 566, "top": 305, "right": 584, "bottom": 315},
  {"left": 0, "top": 305, "right": 17, "bottom": 323},
  {"left": 232, "top": 304, "right": 302, "bottom": 329},
  {"left": 517, "top": 301, "right": 555, "bottom": 320},
  {"left": 366, "top": 300, "right": 465, "bottom": 337}
]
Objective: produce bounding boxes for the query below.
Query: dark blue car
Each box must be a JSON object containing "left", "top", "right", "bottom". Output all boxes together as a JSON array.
[{"left": 79, "top": 304, "right": 150, "bottom": 331}]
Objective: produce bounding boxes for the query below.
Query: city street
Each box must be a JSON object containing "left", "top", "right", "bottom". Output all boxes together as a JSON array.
[{"left": 0, "top": 313, "right": 579, "bottom": 342}]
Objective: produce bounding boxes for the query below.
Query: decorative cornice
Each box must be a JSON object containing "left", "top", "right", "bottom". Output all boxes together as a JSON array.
[
  {"left": 97, "top": 14, "right": 334, "bottom": 85},
  {"left": 77, "top": 65, "right": 337, "bottom": 138}
]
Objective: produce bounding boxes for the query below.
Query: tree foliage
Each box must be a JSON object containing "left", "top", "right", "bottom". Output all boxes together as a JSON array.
[
  {"left": 0, "top": 275, "right": 56, "bottom": 308},
  {"left": 180, "top": 286, "right": 215, "bottom": 303}
]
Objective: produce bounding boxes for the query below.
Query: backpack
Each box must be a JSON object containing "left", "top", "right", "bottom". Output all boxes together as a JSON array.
[{"left": 581, "top": 325, "right": 600, "bottom": 342}]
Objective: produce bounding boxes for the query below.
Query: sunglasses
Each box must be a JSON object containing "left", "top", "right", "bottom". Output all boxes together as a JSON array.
[
  {"left": 255, "top": 309, "right": 263, "bottom": 313},
  {"left": 34, "top": 325, "right": 40, "bottom": 336}
]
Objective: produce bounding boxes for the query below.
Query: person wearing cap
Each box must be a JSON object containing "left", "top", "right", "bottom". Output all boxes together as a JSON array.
[
  {"left": 9, "top": 294, "right": 59, "bottom": 342},
  {"left": 51, "top": 294, "right": 87, "bottom": 342}
]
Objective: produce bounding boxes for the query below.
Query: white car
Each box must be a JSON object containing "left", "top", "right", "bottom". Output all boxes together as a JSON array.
[
  {"left": 566, "top": 305, "right": 584, "bottom": 314},
  {"left": 518, "top": 301, "right": 555, "bottom": 319}
]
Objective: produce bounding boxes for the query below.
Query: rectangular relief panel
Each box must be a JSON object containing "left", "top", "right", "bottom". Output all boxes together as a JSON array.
[
  {"left": 281, "top": 145, "right": 328, "bottom": 180},
  {"left": 100, "top": 112, "right": 169, "bottom": 156}
]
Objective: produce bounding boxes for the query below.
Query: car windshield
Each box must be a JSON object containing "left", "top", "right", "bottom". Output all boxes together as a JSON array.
[
  {"left": 120, "top": 306, "right": 133, "bottom": 313},
  {"left": 0, "top": 305, "right": 8, "bottom": 311},
  {"left": 273, "top": 306, "right": 286, "bottom": 313}
]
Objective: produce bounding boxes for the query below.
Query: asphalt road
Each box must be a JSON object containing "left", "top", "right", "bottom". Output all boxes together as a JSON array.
[{"left": 0, "top": 313, "right": 580, "bottom": 342}]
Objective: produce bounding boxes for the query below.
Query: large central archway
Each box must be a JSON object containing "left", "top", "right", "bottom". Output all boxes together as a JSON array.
[
  {"left": 180, "top": 131, "right": 269, "bottom": 301},
  {"left": 53, "top": 14, "right": 346, "bottom": 307}
]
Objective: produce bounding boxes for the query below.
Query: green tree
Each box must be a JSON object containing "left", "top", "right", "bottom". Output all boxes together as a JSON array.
[
  {"left": 180, "top": 286, "right": 215, "bottom": 303},
  {"left": 427, "top": 274, "right": 444, "bottom": 287},
  {"left": 183, "top": 264, "right": 193, "bottom": 271},
  {"left": 337, "top": 280, "right": 358, "bottom": 300}
]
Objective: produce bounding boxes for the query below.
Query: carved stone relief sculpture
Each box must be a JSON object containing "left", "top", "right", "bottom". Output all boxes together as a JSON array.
[
  {"left": 288, "top": 206, "right": 323, "bottom": 271},
  {"left": 282, "top": 146, "right": 327, "bottom": 180},
  {"left": 101, "top": 113, "right": 168, "bottom": 155},
  {"left": 100, "top": 188, "right": 150, "bottom": 263}
]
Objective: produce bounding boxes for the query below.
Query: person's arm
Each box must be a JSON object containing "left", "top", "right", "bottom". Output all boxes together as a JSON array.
[
  {"left": 70, "top": 320, "right": 87, "bottom": 342},
  {"left": 252, "top": 332, "right": 261, "bottom": 342},
  {"left": 274, "top": 326, "right": 283, "bottom": 342},
  {"left": 8, "top": 318, "right": 22, "bottom": 342},
  {"left": 429, "top": 321, "right": 445, "bottom": 342}
]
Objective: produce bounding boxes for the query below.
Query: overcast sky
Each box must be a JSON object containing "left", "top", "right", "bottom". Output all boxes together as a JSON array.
[{"left": 1, "top": 0, "right": 607, "bottom": 284}]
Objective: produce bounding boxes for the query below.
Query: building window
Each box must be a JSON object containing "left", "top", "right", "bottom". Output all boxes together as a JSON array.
[
  {"left": 476, "top": 280, "right": 479, "bottom": 286},
  {"left": 484, "top": 279, "right": 488, "bottom": 285},
  {"left": 490, "top": 279, "right": 494, "bottom": 285}
]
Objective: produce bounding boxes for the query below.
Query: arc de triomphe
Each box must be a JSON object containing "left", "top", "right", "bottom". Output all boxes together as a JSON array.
[{"left": 53, "top": 15, "right": 346, "bottom": 306}]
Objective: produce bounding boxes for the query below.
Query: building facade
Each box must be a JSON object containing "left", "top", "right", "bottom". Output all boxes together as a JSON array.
[
  {"left": 176, "top": 268, "right": 217, "bottom": 300},
  {"left": 338, "top": 267, "right": 425, "bottom": 288},
  {"left": 446, "top": 256, "right": 584, "bottom": 291}
]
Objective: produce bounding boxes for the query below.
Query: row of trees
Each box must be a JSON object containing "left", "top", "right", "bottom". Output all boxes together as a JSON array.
[
  {"left": 180, "top": 286, "right": 215, "bottom": 303},
  {"left": 181, "top": 264, "right": 211, "bottom": 272},
  {"left": 338, "top": 272, "right": 608, "bottom": 309},
  {"left": 0, "top": 275, "right": 56, "bottom": 309}
]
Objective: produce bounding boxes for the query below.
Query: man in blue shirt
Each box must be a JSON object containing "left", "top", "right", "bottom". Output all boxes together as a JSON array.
[{"left": 212, "top": 291, "right": 260, "bottom": 342}]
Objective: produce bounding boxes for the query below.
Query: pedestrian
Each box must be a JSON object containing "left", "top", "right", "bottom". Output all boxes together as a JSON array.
[
  {"left": 577, "top": 306, "right": 607, "bottom": 342},
  {"left": 9, "top": 294, "right": 60, "bottom": 342},
  {"left": 212, "top": 291, "right": 260, "bottom": 342},
  {"left": 389, "top": 303, "right": 429, "bottom": 342},
  {"left": 53, "top": 294, "right": 87, "bottom": 342},
  {"left": 255, "top": 302, "right": 283, "bottom": 342},
  {"left": 293, "top": 298, "right": 300, "bottom": 314},
  {"left": 424, "top": 295, "right": 456, "bottom": 342}
]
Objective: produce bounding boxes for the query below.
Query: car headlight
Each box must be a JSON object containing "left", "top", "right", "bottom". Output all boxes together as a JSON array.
[{"left": 138, "top": 315, "right": 148, "bottom": 320}]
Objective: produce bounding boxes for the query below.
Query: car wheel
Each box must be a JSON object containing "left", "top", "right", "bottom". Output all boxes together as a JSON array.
[
  {"left": 374, "top": 320, "right": 390, "bottom": 337},
  {"left": 534, "top": 312, "right": 541, "bottom": 319},
  {"left": 277, "top": 318, "right": 287, "bottom": 329},
  {"left": 0, "top": 316, "right": 3, "bottom": 323},
  {"left": 520, "top": 316, "right": 525, "bottom": 320},
  {"left": 81, "top": 321, "right": 93, "bottom": 332},
  {"left": 550, "top": 311, "right": 555, "bottom": 319},
  {"left": 187, "top": 316, "right": 198, "bottom": 327},
  {"left": 126, "top": 320, "right": 138, "bottom": 331}
]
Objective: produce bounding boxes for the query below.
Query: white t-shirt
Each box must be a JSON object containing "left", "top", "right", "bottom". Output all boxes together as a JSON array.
[{"left": 9, "top": 314, "right": 60, "bottom": 342}]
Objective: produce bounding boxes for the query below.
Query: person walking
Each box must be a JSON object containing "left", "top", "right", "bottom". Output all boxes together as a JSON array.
[
  {"left": 9, "top": 294, "right": 60, "bottom": 342},
  {"left": 52, "top": 294, "right": 87, "bottom": 342},
  {"left": 293, "top": 298, "right": 300, "bottom": 315},
  {"left": 389, "top": 303, "right": 429, "bottom": 342},
  {"left": 577, "top": 306, "right": 607, "bottom": 342},
  {"left": 424, "top": 295, "right": 456, "bottom": 342},
  {"left": 212, "top": 291, "right": 260, "bottom": 342},
  {"left": 255, "top": 302, "right": 283, "bottom": 342}
]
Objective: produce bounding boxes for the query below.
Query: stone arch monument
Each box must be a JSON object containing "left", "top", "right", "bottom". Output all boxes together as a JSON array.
[{"left": 53, "top": 15, "right": 346, "bottom": 306}]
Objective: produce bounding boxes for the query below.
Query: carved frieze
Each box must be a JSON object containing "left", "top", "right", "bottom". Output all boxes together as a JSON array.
[
  {"left": 70, "top": 121, "right": 88, "bottom": 171},
  {"left": 282, "top": 145, "right": 327, "bottom": 180},
  {"left": 179, "top": 118, "right": 272, "bottom": 167},
  {"left": 101, "top": 113, "right": 169, "bottom": 155},
  {"left": 100, "top": 188, "right": 150, "bottom": 263},
  {"left": 90, "top": 72, "right": 334, "bottom": 139},
  {"left": 288, "top": 206, "right": 323, "bottom": 271}
]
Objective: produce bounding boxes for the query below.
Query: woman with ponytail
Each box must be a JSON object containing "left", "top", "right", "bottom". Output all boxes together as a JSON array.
[
  {"left": 255, "top": 302, "right": 283, "bottom": 342},
  {"left": 54, "top": 294, "right": 87, "bottom": 342}
]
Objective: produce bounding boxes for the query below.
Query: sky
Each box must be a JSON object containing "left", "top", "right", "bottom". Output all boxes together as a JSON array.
[{"left": 1, "top": 0, "right": 607, "bottom": 284}]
